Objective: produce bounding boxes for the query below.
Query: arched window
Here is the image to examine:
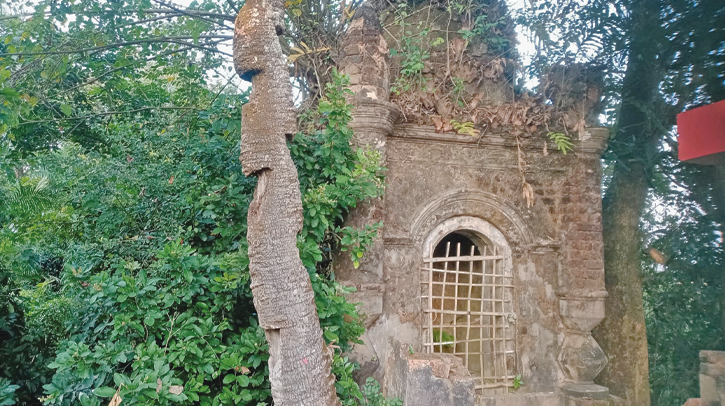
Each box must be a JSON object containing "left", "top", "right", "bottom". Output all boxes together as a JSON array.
[{"left": 421, "top": 225, "right": 516, "bottom": 395}]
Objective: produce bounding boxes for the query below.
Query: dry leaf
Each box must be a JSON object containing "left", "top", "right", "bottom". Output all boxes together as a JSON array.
[
  {"left": 647, "top": 247, "right": 669, "bottom": 265},
  {"left": 169, "top": 385, "right": 184, "bottom": 395},
  {"left": 469, "top": 93, "right": 483, "bottom": 109},
  {"left": 420, "top": 95, "right": 435, "bottom": 110},
  {"left": 522, "top": 182, "right": 535, "bottom": 208},
  {"left": 442, "top": 121, "right": 453, "bottom": 133},
  {"left": 156, "top": 378, "right": 162, "bottom": 394},
  {"left": 449, "top": 38, "right": 467, "bottom": 61},
  {"left": 431, "top": 116, "right": 444, "bottom": 132}
]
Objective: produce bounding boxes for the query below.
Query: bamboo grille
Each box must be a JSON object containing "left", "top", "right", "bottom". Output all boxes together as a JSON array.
[{"left": 421, "top": 236, "right": 516, "bottom": 394}]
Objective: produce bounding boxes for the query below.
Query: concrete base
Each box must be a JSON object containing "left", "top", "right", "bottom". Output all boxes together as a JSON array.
[
  {"left": 384, "top": 338, "right": 476, "bottom": 406},
  {"left": 478, "top": 393, "right": 559, "bottom": 406},
  {"left": 560, "top": 383, "right": 610, "bottom": 400}
]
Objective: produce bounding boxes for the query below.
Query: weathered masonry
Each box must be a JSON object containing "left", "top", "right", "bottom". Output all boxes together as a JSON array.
[{"left": 332, "top": 4, "right": 621, "bottom": 406}]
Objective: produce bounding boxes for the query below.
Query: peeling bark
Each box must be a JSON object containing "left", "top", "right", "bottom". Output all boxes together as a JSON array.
[{"left": 233, "top": 0, "right": 340, "bottom": 404}]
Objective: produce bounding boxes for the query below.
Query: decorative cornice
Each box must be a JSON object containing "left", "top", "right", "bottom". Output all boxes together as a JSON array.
[
  {"left": 349, "top": 100, "right": 401, "bottom": 135},
  {"left": 391, "top": 123, "right": 610, "bottom": 158},
  {"left": 577, "top": 127, "right": 610, "bottom": 156}
]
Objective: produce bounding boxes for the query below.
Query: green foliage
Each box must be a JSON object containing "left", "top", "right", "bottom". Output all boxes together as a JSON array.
[
  {"left": 450, "top": 119, "right": 480, "bottom": 137},
  {"left": 389, "top": 7, "right": 430, "bottom": 95},
  {"left": 331, "top": 354, "right": 365, "bottom": 406},
  {"left": 451, "top": 77, "right": 466, "bottom": 105},
  {"left": 0, "top": 58, "right": 382, "bottom": 405},
  {"left": 641, "top": 150, "right": 725, "bottom": 406},
  {"left": 512, "top": 374, "right": 523, "bottom": 390},
  {"left": 291, "top": 69, "right": 386, "bottom": 271},
  {"left": 547, "top": 132, "right": 574, "bottom": 155},
  {"left": 4, "top": 176, "right": 54, "bottom": 215},
  {"left": 0, "top": 379, "right": 20, "bottom": 406},
  {"left": 40, "top": 242, "right": 272, "bottom": 406},
  {"left": 338, "top": 223, "right": 382, "bottom": 269},
  {"left": 457, "top": 15, "right": 509, "bottom": 52},
  {"left": 432, "top": 329, "right": 454, "bottom": 349},
  {"left": 361, "top": 378, "right": 402, "bottom": 406}
]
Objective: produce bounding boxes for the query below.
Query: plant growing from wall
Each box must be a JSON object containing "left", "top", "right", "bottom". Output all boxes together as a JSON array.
[
  {"left": 432, "top": 329, "right": 455, "bottom": 349},
  {"left": 389, "top": 4, "right": 432, "bottom": 95},
  {"left": 547, "top": 132, "right": 574, "bottom": 155},
  {"left": 390, "top": 34, "right": 430, "bottom": 95},
  {"left": 511, "top": 374, "right": 523, "bottom": 391},
  {"left": 457, "top": 14, "right": 509, "bottom": 52},
  {"left": 450, "top": 119, "right": 480, "bottom": 137},
  {"left": 362, "top": 378, "right": 403, "bottom": 406}
]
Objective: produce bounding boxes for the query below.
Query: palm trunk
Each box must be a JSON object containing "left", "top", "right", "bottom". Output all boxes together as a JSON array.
[
  {"left": 591, "top": 2, "right": 662, "bottom": 405},
  {"left": 233, "top": 0, "right": 341, "bottom": 404}
]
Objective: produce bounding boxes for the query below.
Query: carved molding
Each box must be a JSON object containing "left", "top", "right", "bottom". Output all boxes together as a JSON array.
[
  {"left": 558, "top": 332, "right": 607, "bottom": 383},
  {"left": 577, "top": 127, "right": 610, "bottom": 156},
  {"left": 382, "top": 237, "right": 414, "bottom": 247},
  {"left": 408, "top": 188, "right": 535, "bottom": 247}
]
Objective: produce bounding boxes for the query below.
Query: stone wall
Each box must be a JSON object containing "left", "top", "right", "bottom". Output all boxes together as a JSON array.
[
  {"left": 332, "top": 3, "right": 616, "bottom": 405},
  {"left": 683, "top": 351, "right": 725, "bottom": 406}
]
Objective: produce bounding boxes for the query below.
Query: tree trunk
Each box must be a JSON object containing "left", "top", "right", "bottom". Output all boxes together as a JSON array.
[
  {"left": 594, "top": 156, "right": 652, "bottom": 406},
  {"left": 233, "top": 0, "right": 340, "bottom": 404},
  {"left": 696, "top": 163, "right": 725, "bottom": 338},
  {"left": 592, "top": 2, "right": 662, "bottom": 405}
]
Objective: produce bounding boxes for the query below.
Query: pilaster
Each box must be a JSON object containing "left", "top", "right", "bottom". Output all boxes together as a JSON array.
[
  {"left": 333, "top": 2, "right": 400, "bottom": 385},
  {"left": 557, "top": 128, "right": 611, "bottom": 403}
]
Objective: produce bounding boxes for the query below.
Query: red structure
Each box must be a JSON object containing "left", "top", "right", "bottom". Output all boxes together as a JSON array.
[{"left": 677, "top": 99, "right": 725, "bottom": 165}]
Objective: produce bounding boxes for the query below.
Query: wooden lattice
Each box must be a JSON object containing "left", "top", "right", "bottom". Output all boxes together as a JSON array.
[{"left": 421, "top": 236, "right": 516, "bottom": 394}]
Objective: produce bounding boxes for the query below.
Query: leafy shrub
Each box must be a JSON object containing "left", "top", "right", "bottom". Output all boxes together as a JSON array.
[
  {"left": 362, "top": 378, "right": 402, "bottom": 406},
  {"left": 41, "top": 242, "right": 272, "bottom": 406},
  {"left": 1, "top": 69, "right": 383, "bottom": 405},
  {"left": 0, "top": 379, "right": 20, "bottom": 406}
]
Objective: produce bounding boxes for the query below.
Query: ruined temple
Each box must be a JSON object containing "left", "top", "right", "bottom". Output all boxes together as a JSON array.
[{"left": 330, "top": 2, "right": 619, "bottom": 405}]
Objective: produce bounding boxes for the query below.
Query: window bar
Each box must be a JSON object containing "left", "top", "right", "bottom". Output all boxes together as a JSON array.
[
  {"left": 453, "top": 242, "right": 461, "bottom": 356},
  {"left": 480, "top": 244, "right": 487, "bottom": 389},
  {"left": 465, "top": 243, "right": 475, "bottom": 368},
  {"left": 492, "top": 244, "right": 500, "bottom": 387},
  {"left": 438, "top": 241, "right": 451, "bottom": 353},
  {"left": 422, "top": 237, "right": 514, "bottom": 392},
  {"left": 499, "top": 248, "right": 510, "bottom": 388},
  {"left": 428, "top": 242, "right": 434, "bottom": 353}
]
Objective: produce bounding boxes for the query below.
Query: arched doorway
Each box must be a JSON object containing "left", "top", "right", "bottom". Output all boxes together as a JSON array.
[{"left": 421, "top": 219, "right": 516, "bottom": 395}]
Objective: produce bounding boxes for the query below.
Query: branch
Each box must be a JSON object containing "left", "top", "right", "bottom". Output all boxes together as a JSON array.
[
  {"left": 18, "top": 106, "right": 199, "bottom": 125},
  {"left": 148, "top": 0, "right": 233, "bottom": 27},
  {"left": 0, "top": 8, "right": 235, "bottom": 22},
  {"left": 114, "top": 13, "right": 184, "bottom": 28},
  {"left": 142, "top": 8, "right": 235, "bottom": 22},
  {"left": 225, "top": 0, "right": 239, "bottom": 13},
  {"left": 0, "top": 35, "right": 233, "bottom": 57},
  {"left": 59, "top": 39, "right": 229, "bottom": 95}
]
